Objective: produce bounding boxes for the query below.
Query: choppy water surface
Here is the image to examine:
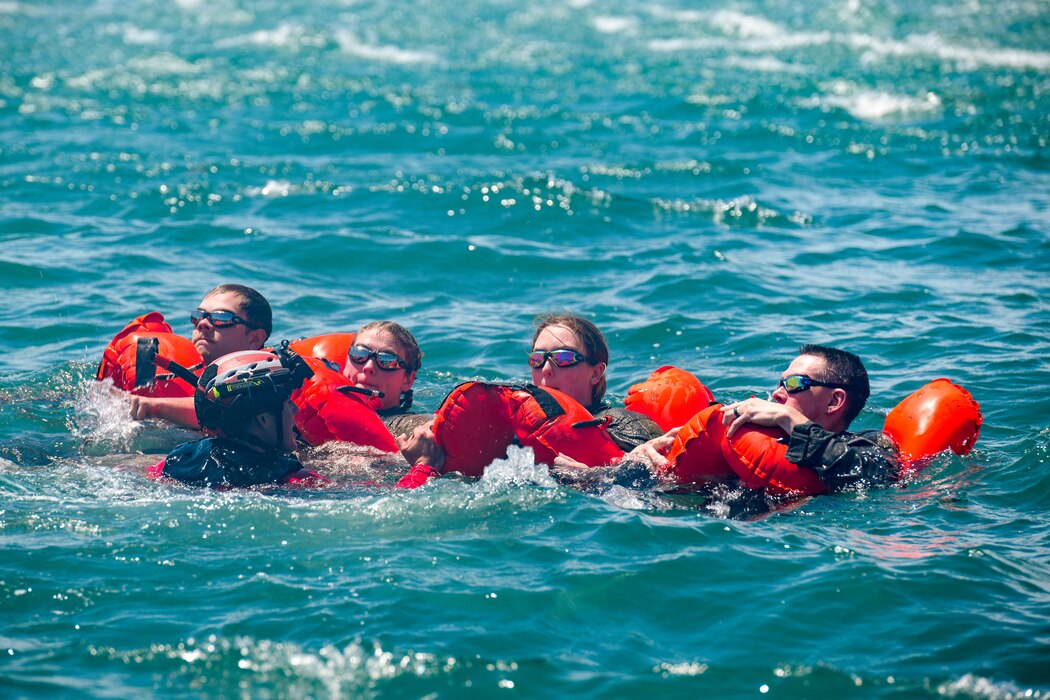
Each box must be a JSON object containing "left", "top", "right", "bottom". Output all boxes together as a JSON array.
[{"left": 2, "top": 0, "right": 1048, "bottom": 697}]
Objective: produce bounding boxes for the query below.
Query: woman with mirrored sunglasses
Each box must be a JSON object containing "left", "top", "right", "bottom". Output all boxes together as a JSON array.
[
  {"left": 529, "top": 313, "right": 663, "bottom": 453},
  {"left": 341, "top": 321, "right": 431, "bottom": 439},
  {"left": 392, "top": 312, "right": 666, "bottom": 490}
]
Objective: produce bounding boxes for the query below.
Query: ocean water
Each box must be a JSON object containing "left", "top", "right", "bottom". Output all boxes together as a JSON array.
[{"left": 2, "top": 0, "right": 1049, "bottom": 697}]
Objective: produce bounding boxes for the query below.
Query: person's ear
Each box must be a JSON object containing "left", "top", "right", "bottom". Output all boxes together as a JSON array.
[
  {"left": 254, "top": 412, "right": 273, "bottom": 431},
  {"left": 826, "top": 388, "right": 848, "bottom": 415},
  {"left": 591, "top": 362, "right": 607, "bottom": 386},
  {"left": 401, "top": 370, "right": 417, "bottom": 393},
  {"left": 246, "top": 328, "right": 268, "bottom": 350}
]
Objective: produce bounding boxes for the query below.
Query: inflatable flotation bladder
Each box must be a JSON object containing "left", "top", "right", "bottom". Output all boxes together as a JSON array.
[
  {"left": 722, "top": 424, "right": 827, "bottom": 496},
  {"left": 883, "top": 379, "right": 982, "bottom": 470},
  {"left": 430, "top": 382, "right": 517, "bottom": 477},
  {"left": 97, "top": 312, "right": 203, "bottom": 398},
  {"left": 431, "top": 382, "right": 625, "bottom": 477},
  {"left": 625, "top": 366, "right": 716, "bottom": 433},
  {"left": 289, "top": 333, "right": 357, "bottom": 372},
  {"left": 665, "top": 404, "right": 830, "bottom": 495},
  {"left": 291, "top": 356, "right": 399, "bottom": 453},
  {"left": 663, "top": 404, "right": 734, "bottom": 484}
]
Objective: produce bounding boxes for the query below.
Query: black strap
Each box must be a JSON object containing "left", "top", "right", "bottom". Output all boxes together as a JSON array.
[
  {"left": 134, "top": 336, "right": 199, "bottom": 388},
  {"left": 159, "top": 357, "right": 201, "bottom": 387},
  {"left": 522, "top": 383, "right": 566, "bottom": 419},
  {"left": 336, "top": 385, "right": 384, "bottom": 398},
  {"left": 133, "top": 338, "right": 160, "bottom": 387}
]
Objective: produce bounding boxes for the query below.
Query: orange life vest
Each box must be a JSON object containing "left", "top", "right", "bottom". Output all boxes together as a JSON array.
[
  {"left": 291, "top": 356, "right": 399, "bottom": 453},
  {"left": 431, "top": 382, "right": 625, "bottom": 477}
]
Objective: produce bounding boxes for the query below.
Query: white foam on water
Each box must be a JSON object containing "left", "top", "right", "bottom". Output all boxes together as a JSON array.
[
  {"left": 645, "top": 10, "right": 1050, "bottom": 71},
  {"left": 89, "top": 635, "right": 456, "bottom": 695},
  {"left": 215, "top": 22, "right": 310, "bottom": 50},
  {"left": 803, "top": 83, "right": 943, "bottom": 121},
  {"left": 477, "top": 445, "right": 559, "bottom": 489},
  {"left": 591, "top": 16, "right": 638, "bottom": 35},
  {"left": 247, "top": 179, "right": 295, "bottom": 198},
  {"left": 126, "top": 53, "right": 209, "bottom": 76},
  {"left": 724, "top": 55, "right": 807, "bottom": 74},
  {"left": 709, "top": 9, "right": 784, "bottom": 39},
  {"left": 122, "top": 26, "right": 164, "bottom": 46},
  {"left": 938, "top": 673, "right": 1049, "bottom": 700},
  {"left": 334, "top": 30, "right": 439, "bottom": 65},
  {"left": 850, "top": 32, "right": 1050, "bottom": 70},
  {"left": 72, "top": 379, "right": 142, "bottom": 453}
]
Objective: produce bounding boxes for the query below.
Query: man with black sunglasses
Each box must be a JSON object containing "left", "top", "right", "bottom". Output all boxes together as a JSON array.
[
  {"left": 717, "top": 344, "right": 898, "bottom": 491},
  {"left": 189, "top": 284, "right": 271, "bottom": 365},
  {"left": 128, "top": 284, "right": 272, "bottom": 428}
]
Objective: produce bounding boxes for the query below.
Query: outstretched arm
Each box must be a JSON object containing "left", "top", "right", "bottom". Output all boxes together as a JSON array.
[{"left": 129, "top": 395, "right": 200, "bottom": 429}]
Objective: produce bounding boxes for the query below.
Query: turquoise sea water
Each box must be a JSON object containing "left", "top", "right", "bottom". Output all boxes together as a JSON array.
[{"left": 2, "top": 0, "right": 1049, "bottom": 697}]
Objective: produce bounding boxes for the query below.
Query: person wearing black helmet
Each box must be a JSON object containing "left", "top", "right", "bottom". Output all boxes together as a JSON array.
[{"left": 149, "top": 343, "right": 319, "bottom": 488}]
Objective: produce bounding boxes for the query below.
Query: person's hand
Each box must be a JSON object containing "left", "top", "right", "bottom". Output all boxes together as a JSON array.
[
  {"left": 552, "top": 453, "right": 587, "bottom": 470},
  {"left": 396, "top": 421, "right": 446, "bottom": 472},
  {"left": 550, "top": 452, "right": 602, "bottom": 484},
  {"left": 720, "top": 398, "right": 807, "bottom": 437},
  {"left": 128, "top": 395, "right": 158, "bottom": 421},
  {"left": 624, "top": 427, "right": 680, "bottom": 470}
]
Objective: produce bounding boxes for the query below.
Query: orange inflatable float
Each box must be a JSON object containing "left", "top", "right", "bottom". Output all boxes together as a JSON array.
[
  {"left": 431, "top": 382, "right": 625, "bottom": 477},
  {"left": 883, "top": 378, "right": 982, "bottom": 470},
  {"left": 96, "top": 312, "right": 203, "bottom": 398},
  {"left": 625, "top": 366, "right": 716, "bottom": 432},
  {"left": 291, "top": 356, "right": 399, "bottom": 453},
  {"left": 288, "top": 332, "right": 357, "bottom": 372}
]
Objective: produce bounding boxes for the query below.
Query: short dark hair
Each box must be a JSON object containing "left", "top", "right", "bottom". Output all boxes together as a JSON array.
[
  {"left": 205, "top": 284, "right": 272, "bottom": 340},
  {"left": 532, "top": 313, "right": 609, "bottom": 405},
  {"left": 799, "top": 344, "right": 870, "bottom": 426}
]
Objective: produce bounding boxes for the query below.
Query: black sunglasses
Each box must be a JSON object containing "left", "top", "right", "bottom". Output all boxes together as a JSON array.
[
  {"left": 191, "top": 308, "right": 260, "bottom": 330},
  {"left": 528, "top": 348, "right": 592, "bottom": 369},
  {"left": 347, "top": 344, "right": 412, "bottom": 372},
  {"left": 778, "top": 374, "right": 852, "bottom": 394}
]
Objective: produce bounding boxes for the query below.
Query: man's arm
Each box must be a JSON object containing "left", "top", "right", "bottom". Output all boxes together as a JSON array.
[
  {"left": 785, "top": 423, "right": 899, "bottom": 490},
  {"left": 129, "top": 395, "right": 200, "bottom": 429}
]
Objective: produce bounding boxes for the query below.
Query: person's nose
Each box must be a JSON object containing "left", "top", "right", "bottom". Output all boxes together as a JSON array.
[{"left": 771, "top": 384, "right": 788, "bottom": 403}]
